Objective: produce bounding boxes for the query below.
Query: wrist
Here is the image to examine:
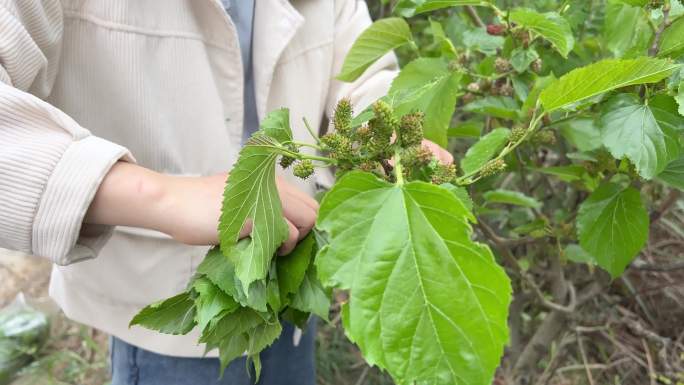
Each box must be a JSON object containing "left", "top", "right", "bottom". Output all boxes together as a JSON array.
[
  {"left": 145, "top": 172, "right": 181, "bottom": 236},
  {"left": 86, "top": 162, "right": 177, "bottom": 234}
]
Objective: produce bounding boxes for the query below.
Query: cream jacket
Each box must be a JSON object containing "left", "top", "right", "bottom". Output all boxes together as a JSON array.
[{"left": 0, "top": 0, "right": 397, "bottom": 356}]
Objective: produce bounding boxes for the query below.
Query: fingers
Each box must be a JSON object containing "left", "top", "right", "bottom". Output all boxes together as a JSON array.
[
  {"left": 421, "top": 140, "right": 453, "bottom": 165},
  {"left": 276, "top": 178, "right": 318, "bottom": 240},
  {"left": 277, "top": 177, "right": 319, "bottom": 211},
  {"left": 278, "top": 220, "right": 300, "bottom": 255},
  {"left": 238, "top": 219, "right": 253, "bottom": 239}
]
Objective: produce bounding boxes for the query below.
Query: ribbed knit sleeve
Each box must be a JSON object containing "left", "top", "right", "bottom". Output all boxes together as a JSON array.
[{"left": 0, "top": 0, "right": 133, "bottom": 265}]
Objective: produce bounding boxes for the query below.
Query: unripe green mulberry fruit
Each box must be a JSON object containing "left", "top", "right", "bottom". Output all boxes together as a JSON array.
[
  {"left": 431, "top": 163, "right": 457, "bottom": 185},
  {"left": 371, "top": 100, "right": 397, "bottom": 137},
  {"left": 497, "top": 83, "right": 514, "bottom": 97},
  {"left": 531, "top": 58, "right": 542, "bottom": 73},
  {"left": 448, "top": 60, "right": 461, "bottom": 72},
  {"left": 495, "top": 57, "right": 511, "bottom": 73},
  {"left": 399, "top": 112, "right": 424, "bottom": 148},
  {"left": 596, "top": 151, "right": 617, "bottom": 173},
  {"left": 279, "top": 155, "right": 296, "bottom": 169},
  {"left": 481, "top": 159, "right": 507, "bottom": 177},
  {"left": 509, "top": 127, "right": 527, "bottom": 143},
  {"left": 366, "top": 134, "right": 391, "bottom": 158},
  {"left": 354, "top": 125, "right": 371, "bottom": 141},
  {"left": 333, "top": 98, "right": 353, "bottom": 135},
  {"left": 466, "top": 82, "right": 480, "bottom": 93},
  {"left": 401, "top": 146, "right": 433, "bottom": 168},
  {"left": 321, "top": 133, "right": 343, "bottom": 152},
  {"left": 358, "top": 161, "right": 379, "bottom": 173},
  {"left": 322, "top": 133, "right": 353, "bottom": 159},
  {"left": 293, "top": 159, "right": 314, "bottom": 179},
  {"left": 532, "top": 130, "right": 556, "bottom": 146}
]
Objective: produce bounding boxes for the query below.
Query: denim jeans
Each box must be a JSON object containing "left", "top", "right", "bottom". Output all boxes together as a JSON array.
[{"left": 110, "top": 322, "right": 316, "bottom": 385}]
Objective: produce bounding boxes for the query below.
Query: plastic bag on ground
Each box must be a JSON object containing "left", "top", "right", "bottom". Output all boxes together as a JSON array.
[{"left": 0, "top": 294, "right": 50, "bottom": 385}]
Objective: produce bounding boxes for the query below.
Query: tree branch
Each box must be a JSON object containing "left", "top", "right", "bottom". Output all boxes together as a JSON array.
[
  {"left": 650, "top": 189, "right": 680, "bottom": 223},
  {"left": 649, "top": 3, "right": 670, "bottom": 56},
  {"left": 465, "top": 5, "right": 485, "bottom": 28}
]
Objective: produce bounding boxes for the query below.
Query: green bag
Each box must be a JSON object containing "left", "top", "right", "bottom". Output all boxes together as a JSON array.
[{"left": 0, "top": 297, "right": 49, "bottom": 385}]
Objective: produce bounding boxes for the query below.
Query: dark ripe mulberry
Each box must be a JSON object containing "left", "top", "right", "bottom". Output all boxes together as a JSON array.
[
  {"left": 481, "top": 159, "right": 507, "bottom": 177},
  {"left": 431, "top": 163, "right": 457, "bottom": 185},
  {"left": 486, "top": 24, "right": 506, "bottom": 36},
  {"left": 293, "top": 159, "right": 314, "bottom": 179},
  {"left": 279, "top": 155, "right": 296, "bottom": 169},
  {"left": 462, "top": 93, "right": 476, "bottom": 103},
  {"left": 495, "top": 57, "right": 511, "bottom": 73},
  {"left": 333, "top": 98, "right": 353, "bottom": 135},
  {"left": 399, "top": 112, "right": 424, "bottom": 148}
]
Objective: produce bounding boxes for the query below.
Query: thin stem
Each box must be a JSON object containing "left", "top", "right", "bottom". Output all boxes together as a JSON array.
[
  {"left": 649, "top": 2, "right": 670, "bottom": 56},
  {"left": 394, "top": 150, "right": 404, "bottom": 186},
  {"left": 300, "top": 153, "right": 337, "bottom": 164},
  {"left": 291, "top": 141, "right": 322, "bottom": 151},
  {"left": 456, "top": 108, "right": 545, "bottom": 185},
  {"left": 249, "top": 143, "right": 335, "bottom": 164},
  {"left": 465, "top": 5, "right": 485, "bottom": 27},
  {"left": 302, "top": 117, "right": 320, "bottom": 144}
]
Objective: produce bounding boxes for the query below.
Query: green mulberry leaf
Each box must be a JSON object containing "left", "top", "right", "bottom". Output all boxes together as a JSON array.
[
  {"left": 315, "top": 172, "right": 511, "bottom": 385},
  {"left": 337, "top": 18, "right": 413, "bottom": 82},
  {"left": 658, "top": 16, "right": 684, "bottom": 59},
  {"left": 289, "top": 263, "right": 331, "bottom": 320},
  {"left": 540, "top": 58, "right": 681, "bottom": 112},
  {"left": 577, "top": 183, "right": 649, "bottom": 278},
  {"left": 603, "top": 2, "right": 653, "bottom": 58},
  {"left": 276, "top": 234, "right": 316, "bottom": 301},
  {"left": 463, "top": 97, "right": 520, "bottom": 120},
  {"left": 509, "top": 9, "right": 575, "bottom": 58},
  {"left": 129, "top": 293, "right": 196, "bottom": 335},
  {"left": 460, "top": 128, "right": 511, "bottom": 175},
  {"left": 599, "top": 94, "right": 680, "bottom": 179},
  {"left": 197, "top": 244, "right": 269, "bottom": 312},
  {"left": 219, "top": 109, "right": 292, "bottom": 291},
  {"left": 389, "top": 57, "right": 463, "bottom": 147},
  {"left": 657, "top": 156, "right": 684, "bottom": 191},
  {"left": 193, "top": 277, "right": 239, "bottom": 334},
  {"left": 394, "top": 0, "right": 491, "bottom": 17},
  {"left": 484, "top": 189, "right": 542, "bottom": 208}
]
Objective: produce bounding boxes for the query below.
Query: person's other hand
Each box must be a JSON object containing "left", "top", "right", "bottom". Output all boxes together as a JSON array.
[{"left": 420, "top": 139, "right": 453, "bottom": 165}]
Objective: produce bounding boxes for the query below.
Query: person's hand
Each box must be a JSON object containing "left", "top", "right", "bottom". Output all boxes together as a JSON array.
[
  {"left": 161, "top": 174, "right": 318, "bottom": 255},
  {"left": 420, "top": 139, "right": 453, "bottom": 165},
  {"left": 86, "top": 163, "right": 318, "bottom": 255}
]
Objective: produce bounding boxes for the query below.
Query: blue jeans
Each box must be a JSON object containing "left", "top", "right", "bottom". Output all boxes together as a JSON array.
[{"left": 110, "top": 322, "right": 316, "bottom": 385}]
